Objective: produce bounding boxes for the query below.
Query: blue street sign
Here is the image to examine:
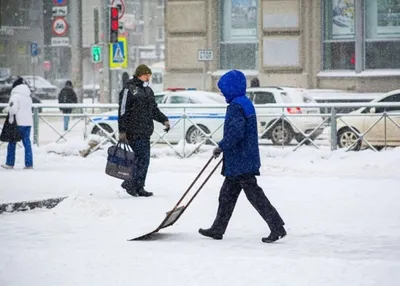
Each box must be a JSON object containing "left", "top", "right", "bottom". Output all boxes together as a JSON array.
[
  {"left": 110, "top": 37, "right": 127, "bottom": 68},
  {"left": 31, "top": 43, "right": 38, "bottom": 57},
  {"left": 53, "top": 0, "right": 67, "bottom": 5},
  {"left": 112, "top": 42, "right": 124, "bottom": 63}
]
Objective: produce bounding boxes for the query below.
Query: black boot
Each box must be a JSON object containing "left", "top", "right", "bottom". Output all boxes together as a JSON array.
[
  {"left": 198, "top": 228, "right": 223, "bottom": 240},
  {"left": 262, "top": 226, "right": 287, "bottom": 243},
  {"left": 121, "top": 182, "right": 139, "bottom": 197},
  {"left": 137, "top": 188, "right": 153, "bottom": 197},
  {"left": 126, "top": 188, "right": 139, "bottom": 197}
]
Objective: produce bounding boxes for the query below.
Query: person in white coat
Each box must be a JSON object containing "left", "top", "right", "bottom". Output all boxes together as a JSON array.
[{"left": 1, "top": 77, "right": 34, "bottom": 169}]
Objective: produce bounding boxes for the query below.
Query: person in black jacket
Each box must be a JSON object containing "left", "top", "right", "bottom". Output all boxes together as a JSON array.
[
  {"left": 58, "top": 81, "right": 78, "bottom": 131},
  {"left": 122, "top": 71, "right": 130, "bottom": 87},
  {"left": 118, "top": 64, "right": 170, "bottom": 197}
]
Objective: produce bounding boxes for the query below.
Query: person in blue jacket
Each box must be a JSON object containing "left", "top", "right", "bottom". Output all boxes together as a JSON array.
[{"left": 199, "top": 70, "right": 286, "bottom": 243}]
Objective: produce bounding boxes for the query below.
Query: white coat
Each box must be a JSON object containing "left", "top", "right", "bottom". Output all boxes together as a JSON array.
[{"left": 8, "top": 84, "right": 33, "bottom": 126}]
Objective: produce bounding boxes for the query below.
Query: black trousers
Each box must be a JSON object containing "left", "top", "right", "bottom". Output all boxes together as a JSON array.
[
  {"left": 122, "top": 138, "right": 151, "bottom": 190},
  {"left": 211, "top": 175, "right": 285, "bottom": 234}
]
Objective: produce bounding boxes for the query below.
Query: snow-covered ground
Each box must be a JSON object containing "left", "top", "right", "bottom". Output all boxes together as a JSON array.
[{"left": 0, "top": 141, "right": 399, "bottom": 285}]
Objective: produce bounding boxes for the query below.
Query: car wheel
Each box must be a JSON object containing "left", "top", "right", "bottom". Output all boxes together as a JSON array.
[
  {"left": 295, "top": 135, "right": 311, "bottom": 145},
  {"left": 185, "top": 125, "right": 210, "bottom": 144},
  {"left": 270, "top": 122, "right": 294, "bottom": 145},
  {"left": 373, "top": 146, "right": 384, "bottom": 151},
  {"left": 295, "top": 134, "right": 314, "bottom": 145},
  {"left": 91, "top": 124, "right": 115, "bottom": 141},
  {"left": 337, "top": 128, "right": 361, "bottom": 151}
]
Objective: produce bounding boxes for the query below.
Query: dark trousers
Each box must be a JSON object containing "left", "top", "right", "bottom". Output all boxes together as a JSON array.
[
  {"left": 211, "top": 175, "right": 285, "bottom": 234},
  {"left": 123, "top": 138, "right": 150, "bottom": 190},
  {"left": 6, "top": 126, "right": 33, "bottom": 167}
]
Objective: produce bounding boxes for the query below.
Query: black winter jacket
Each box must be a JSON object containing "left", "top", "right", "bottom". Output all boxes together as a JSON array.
[
  {"left": 58, "top": 87, "right": 77, "bottom": 113},
  {"left": 118, "top": 77, "right": 168, "bottom": 140}
]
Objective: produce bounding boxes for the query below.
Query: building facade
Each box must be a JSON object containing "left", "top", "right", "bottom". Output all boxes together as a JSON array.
[
  {"left": 165, "top": 0, "right": 400, "bottom": 92},
  {"left": 0, "top": 0, "right": 165, "bottom": 89},
  {"left": 0, "top": 0, "right": 44, "bottom": 76}
]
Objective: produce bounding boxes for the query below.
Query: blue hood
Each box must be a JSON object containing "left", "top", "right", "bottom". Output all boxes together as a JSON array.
[{"left": 217, "top": 70, "right": 247, "bottom": 103}]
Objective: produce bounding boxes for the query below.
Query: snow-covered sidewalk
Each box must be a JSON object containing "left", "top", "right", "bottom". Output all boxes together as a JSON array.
[{"left": 0, "top": 142, "right": 399, "bottom": 285}]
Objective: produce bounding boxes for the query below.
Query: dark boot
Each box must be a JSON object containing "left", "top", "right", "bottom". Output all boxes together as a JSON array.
[
  {"left": 121, "top": 182, "right": 139, "bottom": 197},
  {"left": 262, "top": 226, "right": 287, "bottom": 243},
  {"left": 137, "top": 187, "right": 153, "bottom": 197},
  {"left": 198, "top": 228, "right": 223, "bottom": 240},
  {"left": 126, "top": 188, "right": 139, "bottom": 197}
]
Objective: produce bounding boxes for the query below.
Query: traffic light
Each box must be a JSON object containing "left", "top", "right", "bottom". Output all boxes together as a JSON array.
[
  {"left": 110, "top": 7, "right": 119, "bottom": 43},
  {"left": 91, "top": 45, "right": 102, "bottom": 63}
]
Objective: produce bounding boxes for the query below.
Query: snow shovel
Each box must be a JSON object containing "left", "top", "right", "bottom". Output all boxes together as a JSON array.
[{"left": 128, "top": 156, "right": 222, "bottom": 241}]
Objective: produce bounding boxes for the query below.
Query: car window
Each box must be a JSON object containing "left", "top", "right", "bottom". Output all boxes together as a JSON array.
[
  {"left": 376, "top": 93, "right": 400, "bottom": 113},
  {"left": 246, "top": 92, "right": 255, "bottom": 101},
  {"left": 254, "top": 92, "right": 276, "bottom": 104},
  {"left": 167, "top": 96, "right": 190, "bottom": 104},
  {"left": 154, "top": 95, "right": 164, "bottom": 104}
]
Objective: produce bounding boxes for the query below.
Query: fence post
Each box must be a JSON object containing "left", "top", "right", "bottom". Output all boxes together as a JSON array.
[
  {"left": 384, "top": 111, "right": 387, "bottom": 150},
  {"left": 281, "top": 107, "right": 285, "bottom": 149},
  {"left": 33, "top": 107, "right": 39, "bottom": 146},
  {"left": 330, "top": 107, "right": 337, "bottom": 151},
  {"left": 183, "top": 107, "right": 186, "bottom": 158},
  {"left": 83, "top": 108, "right": 88, "bottom": 140}
]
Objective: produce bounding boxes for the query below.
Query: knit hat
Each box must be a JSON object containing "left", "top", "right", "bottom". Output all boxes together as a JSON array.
[
  {"left": 65, "top": 80, "right": 73, "bottom": 88},
  {"left": 134, "top": 64, "right": 152, "bottom": 77}
]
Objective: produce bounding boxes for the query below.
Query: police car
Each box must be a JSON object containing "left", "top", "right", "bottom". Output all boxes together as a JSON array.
[{"left": 87, "top": 89, "right": 227, "bottom": 144}]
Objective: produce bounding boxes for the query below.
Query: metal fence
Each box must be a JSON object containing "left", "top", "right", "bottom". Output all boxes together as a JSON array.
[{"left": 1, "top": 102, "right": 400, "bottom": 157}]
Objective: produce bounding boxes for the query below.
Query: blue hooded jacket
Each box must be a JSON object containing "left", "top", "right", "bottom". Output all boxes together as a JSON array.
[{"left": 217, "top": 70, "right": 261, "bottom": 177}]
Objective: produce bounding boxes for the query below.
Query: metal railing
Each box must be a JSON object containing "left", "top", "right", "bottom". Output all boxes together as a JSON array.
[{"left": 1, "top": 102, "right": 400, "bottom": 157}]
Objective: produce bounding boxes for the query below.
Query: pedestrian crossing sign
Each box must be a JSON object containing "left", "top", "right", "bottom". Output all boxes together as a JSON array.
[{"left": 110, "top": 36, "right": 127, "bottom": 69}]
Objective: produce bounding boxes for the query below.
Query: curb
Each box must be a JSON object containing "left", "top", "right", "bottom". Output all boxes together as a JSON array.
[{"left": 0, "top": 197, "right": 67, "bottom": 214}]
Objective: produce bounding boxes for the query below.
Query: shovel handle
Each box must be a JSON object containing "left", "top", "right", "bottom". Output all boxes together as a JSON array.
[
  {"left": 184, "top": 158, "right": 222, "bottom": 210},
  {"left": 170, "top": 155, "right": 215, "bottom": 211}
]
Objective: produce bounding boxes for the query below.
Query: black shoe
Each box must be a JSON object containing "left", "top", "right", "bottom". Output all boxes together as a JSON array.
[
  {"left": 262, "top": 226, "right": 287, "bottom": 243},
  {"left": 126, "top": 188, "right": 139, "bottom": 197},
  {"left": 121, "top": 181, "right": 130, "bottom": 190},
  {"left": 198, "top": 228, "right": 223, "bottom": 240},
  {"left": 121, "top": 182, "right": 139, "bottom": 197},
  {"left": 137, "top": 188, "right": 153, "bottom": 197}
]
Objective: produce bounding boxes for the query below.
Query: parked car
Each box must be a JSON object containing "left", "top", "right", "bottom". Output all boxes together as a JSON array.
[
  {"left": 83, "top": 83, "right": 100, "bottom": 99},
  {"left": 336, "top": 89, "right": 400, "bottom": 151},
  {"left": 0, "top": 78, "right": 42, "bottom": 113},
  {"left": 246, "top": 86, "right": 324, "bottom": 145},
  {"left": 22, "top": 75, "right": 58, "bottom": 99},
  {"left": 87, "top": 90, "right": 226, "bottom": 144},
  {"left": 310, "top": 90, "right": 381, "bottom": 115}
]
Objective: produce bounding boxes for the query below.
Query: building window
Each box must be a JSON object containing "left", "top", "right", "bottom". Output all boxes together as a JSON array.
[
  {"left": 220, "top": 0, "right": 258, "bottom": 70},
  {"left": 365, "top": 0, "right": 400, "bottom": 69},
  {"left": 322, "top": 0, "right": 355, "bottom": 70},
  {"left": 322, "top": 0, "right": 400, "bottom": 71},
  {"left": 0, "top": 0, "right": 31, "bottom": 27},
  {"left": 157, "top": 26, "right": 165, "bottom": 41},
  {"left": 157, "top": 0, "right": 164, "bottom": 8}
]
